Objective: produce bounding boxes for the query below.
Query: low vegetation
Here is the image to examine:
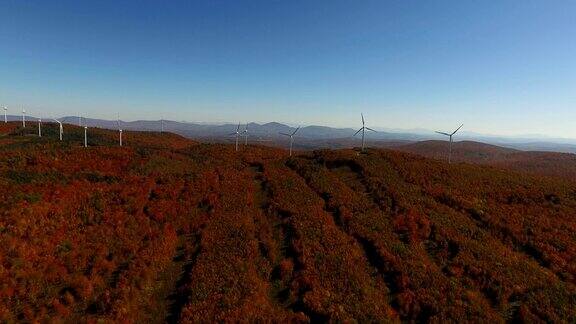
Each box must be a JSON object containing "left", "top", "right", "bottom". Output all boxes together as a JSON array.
[{"left": 0, "top": 122, "right": 574, "bottom": 322}]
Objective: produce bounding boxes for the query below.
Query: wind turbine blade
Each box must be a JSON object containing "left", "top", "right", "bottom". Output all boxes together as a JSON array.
[
  {"left": 228, "top": 132, "right": 237, "bottom": 136},
  {"left": 291, "top": 126, "right": 300, "bottom": 136},
  {"left": 279, "top": 132, "right": 290, "bottom": 136},
  {"left": 452, "top": 124, "right": 464, "bottom": 135},
  {"left": 236, "top": 123, "right": 240, "bottom": 132},
  {"left": 436, "top": 131, "right": 451, "bottom": 136},
  {"left": 365, "top": 127, "right": 377, "bottom": 132},
  {"left": 361, "top": 113, "right": 365, "bottom": 125},
  {"left": 354, "top": 127, "right": 363, "bottom": 136}
]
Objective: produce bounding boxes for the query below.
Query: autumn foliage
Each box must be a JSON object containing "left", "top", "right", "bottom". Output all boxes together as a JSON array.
[{"left": 0, "top": 122, "right": 575, "bottom": 322}]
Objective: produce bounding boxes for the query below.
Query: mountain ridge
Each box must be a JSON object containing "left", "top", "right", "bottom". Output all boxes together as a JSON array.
[{"left": 3, "top": 115, "right": 576, "bottom": 153}]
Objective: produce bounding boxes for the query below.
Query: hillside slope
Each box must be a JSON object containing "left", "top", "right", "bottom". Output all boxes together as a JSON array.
[
  {"left": 0, "top": 123, "right": 575, "bottom": 322},
  {"left": 399, "top": 140, "right": 576, "bottom": 180}
]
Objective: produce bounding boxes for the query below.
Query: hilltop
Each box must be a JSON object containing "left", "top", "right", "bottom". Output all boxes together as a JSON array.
[
  {"left": 0, "top": 122, "right": 575, "bottom": 322},
  {"left": 399, "top": 140, "right": 517, "bottom": 161},
  {"left": 399, "top": 140, "right": 576, "bottom": 180}
]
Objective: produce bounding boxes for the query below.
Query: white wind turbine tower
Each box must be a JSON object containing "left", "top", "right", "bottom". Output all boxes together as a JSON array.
[
  {"left": 243, "top": 124, "right": 249, "bottom": 146},
  {"left": 354, "top": 113, "right": 376, "bottom": 152},
  {"left": 38, "top": 118, "right": 42, "bottom": 137},
  {"left": 229, "top": 123, "right": 241, "bottom": 151},
  {"left": 436, "top": 124, "right": 463, "bottom": 164},
  {"left": 117, "top": 113, "right": 123, "bottom": 146},
  {"left": 22, "top": 109, "right": 26, "bottom": 128},
  {"left": 280, "top": 126, "right": 300, "bottom": 157},
  {"left": 53, "top": 118, "right": 63, "bottom": 141},
  {"left": 3, "top": 107, "right": 6, "bottom": 123},
  {"left": 84, "top": 125, "right": 88, "bottom": 148}
]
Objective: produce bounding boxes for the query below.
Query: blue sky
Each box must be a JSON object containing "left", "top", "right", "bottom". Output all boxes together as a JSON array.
[{"left": 1, "top": 0, "right": 575, "bottom": 137}]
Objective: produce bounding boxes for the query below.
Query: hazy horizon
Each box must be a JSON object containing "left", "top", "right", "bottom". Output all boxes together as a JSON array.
[
  {"left": 1, "top": 1, "right": 575, "bottom": 138},
  {"left": 7, "top": 113, "right": 576, "bottom": 144}
]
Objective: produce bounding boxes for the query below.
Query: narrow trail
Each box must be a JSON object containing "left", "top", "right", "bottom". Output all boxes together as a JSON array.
[
  {"left": 335, "top": 165, "right": 489, "bottom": 271},
  {"left": 247, "top": 164, "right": 304, "bottom": 316},
  {"left": 101, "top": 179, "right": 206, "bottom": 323},
  {"left": 310, "top": 158, "right": 504, "bottom": 318},
  {"left": 324, "top": 157, "right": 540, "bottom": 318},
  {"left": 373, "top": 153, "right": 568, "bottom": 285},
  {"left": 131, "top": 180, "right": 205, "bottom": 324},
  {"left": 164, "top": 233, "right": 201, "bottom": 324},
  {"left": 431, "top": 193, "right": 565, "bottom": 283},
  {"left": 325, "top": 161, "right": 398, "bottom": 214},
  {"left": 285, "top": 159, "right": 403, "bottom": 318}
]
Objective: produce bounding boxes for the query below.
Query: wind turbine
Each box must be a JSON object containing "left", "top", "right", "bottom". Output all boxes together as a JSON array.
[
  {"left": 229, "top": 123, "right": 241, "bottom": 151},
  {"left": 160, "top": 116, "right": 164, "bottom": 133},
  {"left": 436, "top": 124, "right": 463, "bottom": 164},
  {"left": 354, "top": 113, "right": 376, "bottom": 152},
  {"left": 53, "top": 118, "right": 63, "bottom": 141},
  {"left": 78, "top": 115, "right": 82, "bottom": 127},
  {"left": 22, "top": 109, "right": 26, "bottom": 128},
  {"left": 243, "top": 124, "right": 249, "bottom": 146},
  {"left": 280, "top": 126, "right": 300, "bottom": 157},
  {"left": 84, "top": 125, "right": 88, "bottom": 147},
  {"left": 117, "top": 113, "right": 123, "bottom": 146},
  {"left": 38, "top": 118, "right": 42, "bottom": 137},
  {"left": 3, "top": 107, "right": 6, "bottom": 123}
]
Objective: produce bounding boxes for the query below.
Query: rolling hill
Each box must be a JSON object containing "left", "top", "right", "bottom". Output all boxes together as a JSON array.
[
  {"left": 398, "top": 140, "right": 576, "bottom": 181},
  {"left": 0, "top": 122, "right": 575, "bottom": 322}
]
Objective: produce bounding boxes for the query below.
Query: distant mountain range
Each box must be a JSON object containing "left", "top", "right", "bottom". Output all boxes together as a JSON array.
[
  {"left": 50, "top": 116, "right": 428, "bottom": 142},
  {"left": 4, "top": 115, "right": 576, "bottom": 153}
]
